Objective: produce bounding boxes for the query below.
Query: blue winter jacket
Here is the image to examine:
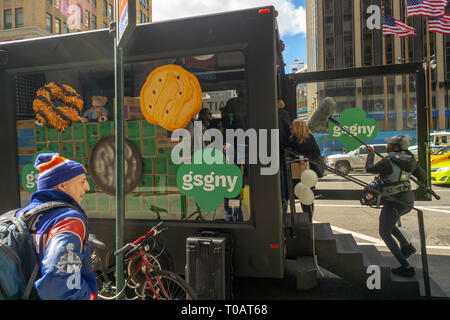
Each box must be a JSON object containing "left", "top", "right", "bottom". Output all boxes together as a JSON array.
[{"left": 16, "top": 189, "right": 98, "bottom": 300}]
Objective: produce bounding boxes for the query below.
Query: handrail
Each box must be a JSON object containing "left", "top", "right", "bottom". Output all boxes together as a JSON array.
[{"left": 284, "top": 148, "right": 432, "bottom": 298}]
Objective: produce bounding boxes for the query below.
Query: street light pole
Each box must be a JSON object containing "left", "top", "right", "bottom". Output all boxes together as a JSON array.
[
  {"left": 113, "top": 0, "right": 136, "bottom": 299},
  {"left": 114, "top": 19, "right": 126, "bottom": 301}
]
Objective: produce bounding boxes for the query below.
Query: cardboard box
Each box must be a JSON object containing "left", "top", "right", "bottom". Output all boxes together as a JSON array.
[
  {"left": 113, "top": 97, "right": 144, "bottom": 120},
  {"left": 16, "top": 119, "right": 35, "bottom": 129},
  {"left": 155, "top": 125, "right": 168, "bottom": 137},
  {"left": 35, "top": 126, "right": 47, "bottom": 143},
  {"left": 156, "top": 138, "right": 180, "bottom": 147},
  {"left": 155, "top": 138, "right": 179, "bottom": 157},
  {"left": 17, "top": 122, "right": 37, "bottom": 155}
]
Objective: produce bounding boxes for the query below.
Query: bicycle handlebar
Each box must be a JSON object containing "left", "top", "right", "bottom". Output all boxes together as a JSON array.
[
  {"left": 114, "top": 222, "right": 165, "bottom": 256},
  {"left": 114, "top": 243, "right": 134, "bottom": 256}
]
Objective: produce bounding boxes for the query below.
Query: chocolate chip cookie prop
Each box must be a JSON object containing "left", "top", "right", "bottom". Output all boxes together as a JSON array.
[
  {"left": 33, "top": 82, "right": 83, "bottom": 131},
  {"left": 140, "top": 65, "right": 202, "bottom": 131}
]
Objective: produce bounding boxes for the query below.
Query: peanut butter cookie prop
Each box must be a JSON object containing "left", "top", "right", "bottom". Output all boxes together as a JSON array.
[{"left": 140, "top": 65, "right": 202, "bottom": 131}]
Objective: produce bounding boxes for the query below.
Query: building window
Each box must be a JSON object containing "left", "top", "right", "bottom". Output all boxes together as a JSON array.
[
  {"left": 92, "top": 0, "right": 97, "bottom": 8},
  {"left": 55, "top": 0, "right": 60, "bottom": 9},
  {"left": 63, "top": 0, "right": 69, "bottom": 13},
  {"left": 64, "top": 22, "right": 69, "bottom": 33},
  {"left": 55, "top": 18, "right": 61, "bottom": 34},
  {"left": 108, "top": 3, "right": 113, "bottom": 19},
  {"left": 103, "top": 0, "right": 107, "bottom": 16},
  {"left": 15, "top": 8, "right": 24, "bottom": 28},
  {"left": 78, "top": 5, "right": 83, "bottom": 23},
  {"left": 47, "top": 0, "right": 53, "bottom": 4},
  {"left": 85, "top": 10, "right": 90, "bottom": 27},
  {"left": 342, "top": 0, "right": 353, "bottom": 68},
  {"left": 140, "top": 11, "right": 142, "bottom": 23},
  {"left": 46, "top": 13, "right": 53, "bottom": 33},
  {"left": 92, "top": 14, "right": 97, "bottom": 29},
  {"left": 4, "top": 9, "right": 12, "bottom": 29},
  {"left": 103, "top": 22, "right": 108, "bottom": 29}
]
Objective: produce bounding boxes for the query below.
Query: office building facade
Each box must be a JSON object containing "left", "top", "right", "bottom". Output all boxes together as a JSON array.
[
  {"left": 0, "top": 0, "right": 151, "bottom": 42},
  {"left": 306, "top": 0, "right": 449, "bottom": 130}
]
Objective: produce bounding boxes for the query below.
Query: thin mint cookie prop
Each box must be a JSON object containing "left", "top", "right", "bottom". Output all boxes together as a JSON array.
[
  {"left": 33, "top": 82, "right": 83, "bottom": 131},
  {"left": 140, "top": 65, "right": 202, "bottom": 131},
  {"left": 89, "top": 135, "right": 143, "bottom": 195}
]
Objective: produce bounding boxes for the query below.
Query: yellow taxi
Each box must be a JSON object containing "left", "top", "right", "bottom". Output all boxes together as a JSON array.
[
  {"left": 431, "top": 159, "right": 450, "bottom": 185},
  {"left": 431, "top": 145, "right": 450, "bottom": 165}
]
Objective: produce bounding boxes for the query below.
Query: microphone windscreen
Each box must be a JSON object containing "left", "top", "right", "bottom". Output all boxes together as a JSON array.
[{"left": 308, "top": 97, "right": 336, "bottom": 133}]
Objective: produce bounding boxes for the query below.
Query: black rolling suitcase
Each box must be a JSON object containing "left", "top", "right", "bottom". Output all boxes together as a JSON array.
[{"left": 185, "top": 231, "right": 233, "bottom": 300}]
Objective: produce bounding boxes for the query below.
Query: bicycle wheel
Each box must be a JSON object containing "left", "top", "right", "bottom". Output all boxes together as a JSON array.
[
  {"left": 126, "top": 244, "right": 172, "bottom": 286},
  {"left": 139, "top": 270, "right": 197, "bottom": 300}
]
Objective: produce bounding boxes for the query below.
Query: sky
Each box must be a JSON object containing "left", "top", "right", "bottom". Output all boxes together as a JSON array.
[{"left": 151, "top": 0, "right": 307, "bottom": 74}]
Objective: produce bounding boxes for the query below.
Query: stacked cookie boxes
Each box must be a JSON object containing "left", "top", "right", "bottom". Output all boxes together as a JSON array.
[
  {"left": 16, "top": 120, "right": 37, "bottom": 206},
  {"left": 124, "top": 120, "right": 195, "bottom": 220},
  {"left": 34, "top": 121, "right": 111, "bottom": 217},
  {"left": 18, "top": 118, "right": 195, "bottom": 220}
]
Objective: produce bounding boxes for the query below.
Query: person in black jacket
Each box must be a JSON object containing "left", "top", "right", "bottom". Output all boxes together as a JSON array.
[
  {"left": 287, "top": 118, "right": 322, "bottom": 221},
  {"left": 365, "top": 135, "right": 427, "bottom": 278},
  {"left": 278, "top": 99, "right": 291, "bottom": 213}
]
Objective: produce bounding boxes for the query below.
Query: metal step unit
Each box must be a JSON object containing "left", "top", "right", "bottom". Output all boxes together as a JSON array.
[
  {"left": 313, "top": 223, "right": 421, "bottom": 299},
  {"left": 284, "top": 215, "right": 429, "bottom": 299}
]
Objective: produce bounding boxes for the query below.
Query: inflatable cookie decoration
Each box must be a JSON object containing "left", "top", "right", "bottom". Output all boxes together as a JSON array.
[{"left": 140, "top": 64, "right": 202, "bottom": 131}]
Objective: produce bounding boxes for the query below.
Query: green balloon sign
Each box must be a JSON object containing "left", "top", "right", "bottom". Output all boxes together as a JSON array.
[
  {"left": 21, "top": 164, "right": 40, "bottom": 193},
  {"left": 176, "top": 148, "right": 243, "bottom": 212},
  {"left": 328, "top": 108, "right": 378, "bottom": 151},
  {"left": 21, "top": 150, "right": 52, "bottom": 193}
]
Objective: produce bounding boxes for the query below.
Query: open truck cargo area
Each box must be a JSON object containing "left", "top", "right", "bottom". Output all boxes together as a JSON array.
[
  {"left": 0, "top": 6, "right": 442, "bottom": 300},
  {"left": 0, "top": 6, "right": 286, "bottom": 280}
]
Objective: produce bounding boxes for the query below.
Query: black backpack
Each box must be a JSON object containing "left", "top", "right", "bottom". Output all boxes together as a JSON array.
[{"left": 0, "top": 201, "right": 81, "bottom": 300}]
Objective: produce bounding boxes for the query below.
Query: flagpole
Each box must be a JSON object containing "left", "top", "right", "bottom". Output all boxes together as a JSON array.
[
  {"left": 383, "top": 33, "right": 389, "bottom": 130},
  {"left": 383, "top": 40, "right": 389, "bottom": 130},
  {"left": 426, "top": 18, "right": 433, "bottom": 130},
  {"left": 382, "top": 5, "right": 388, "bottom": 130}
]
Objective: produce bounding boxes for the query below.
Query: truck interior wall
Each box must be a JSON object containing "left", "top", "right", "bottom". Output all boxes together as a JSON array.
[{"left": 0, "top": 72, "right": 20, "bottom": 212}]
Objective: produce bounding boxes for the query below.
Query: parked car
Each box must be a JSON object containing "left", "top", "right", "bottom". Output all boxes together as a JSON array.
[
  {"left": 430, "top": 131, "right": 450, "bottom": 153},
  {"left": 431, "top": 145, "right": 450, "bottom": 165},
  {"left": 325, "top": 144, "right": 388, "bottom": 175},
  {"left": 408, "top": 145, "right": 418, "bottom": 161},
  {"left": 431, "top": 159, "right": 450, "bottom": 185}
]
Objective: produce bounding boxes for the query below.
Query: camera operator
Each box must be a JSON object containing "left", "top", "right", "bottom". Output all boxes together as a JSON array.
[{"left": 365, "top": 136, "right": 426, "bottom": 278}]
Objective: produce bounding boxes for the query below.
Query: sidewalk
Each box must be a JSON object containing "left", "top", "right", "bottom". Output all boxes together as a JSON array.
[
  {"left": 233, "top": 253, "right": 449, "bottom": 300},
  {"left": 378, "top": 248, "right": 450, "bottom": 299}
]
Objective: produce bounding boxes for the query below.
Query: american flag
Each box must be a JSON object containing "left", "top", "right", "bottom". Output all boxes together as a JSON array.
[
  {"left": 407, "top": 0, "right": 448, "bottom": 17},
  {"left": 383, "top": 14, "right": 416, "bottom": 37},
  {"left": 429, "top": 14, "right": 450, "bottom": 33}
]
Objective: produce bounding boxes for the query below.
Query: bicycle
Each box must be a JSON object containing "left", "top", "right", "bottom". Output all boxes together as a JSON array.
[{"left": 89, "top": 222, "right": 197, "bottom": 300}]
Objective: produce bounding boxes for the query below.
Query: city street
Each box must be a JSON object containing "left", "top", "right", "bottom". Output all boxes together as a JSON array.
[
  {"left": 312, "top": 172, "right": 450, "bottom": 298},
  {"left": 233, "top": 173, "right": 450, "bottom": 300},
  {"left": 313, "top": 172, "right": 450, "bottom": 253}
]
